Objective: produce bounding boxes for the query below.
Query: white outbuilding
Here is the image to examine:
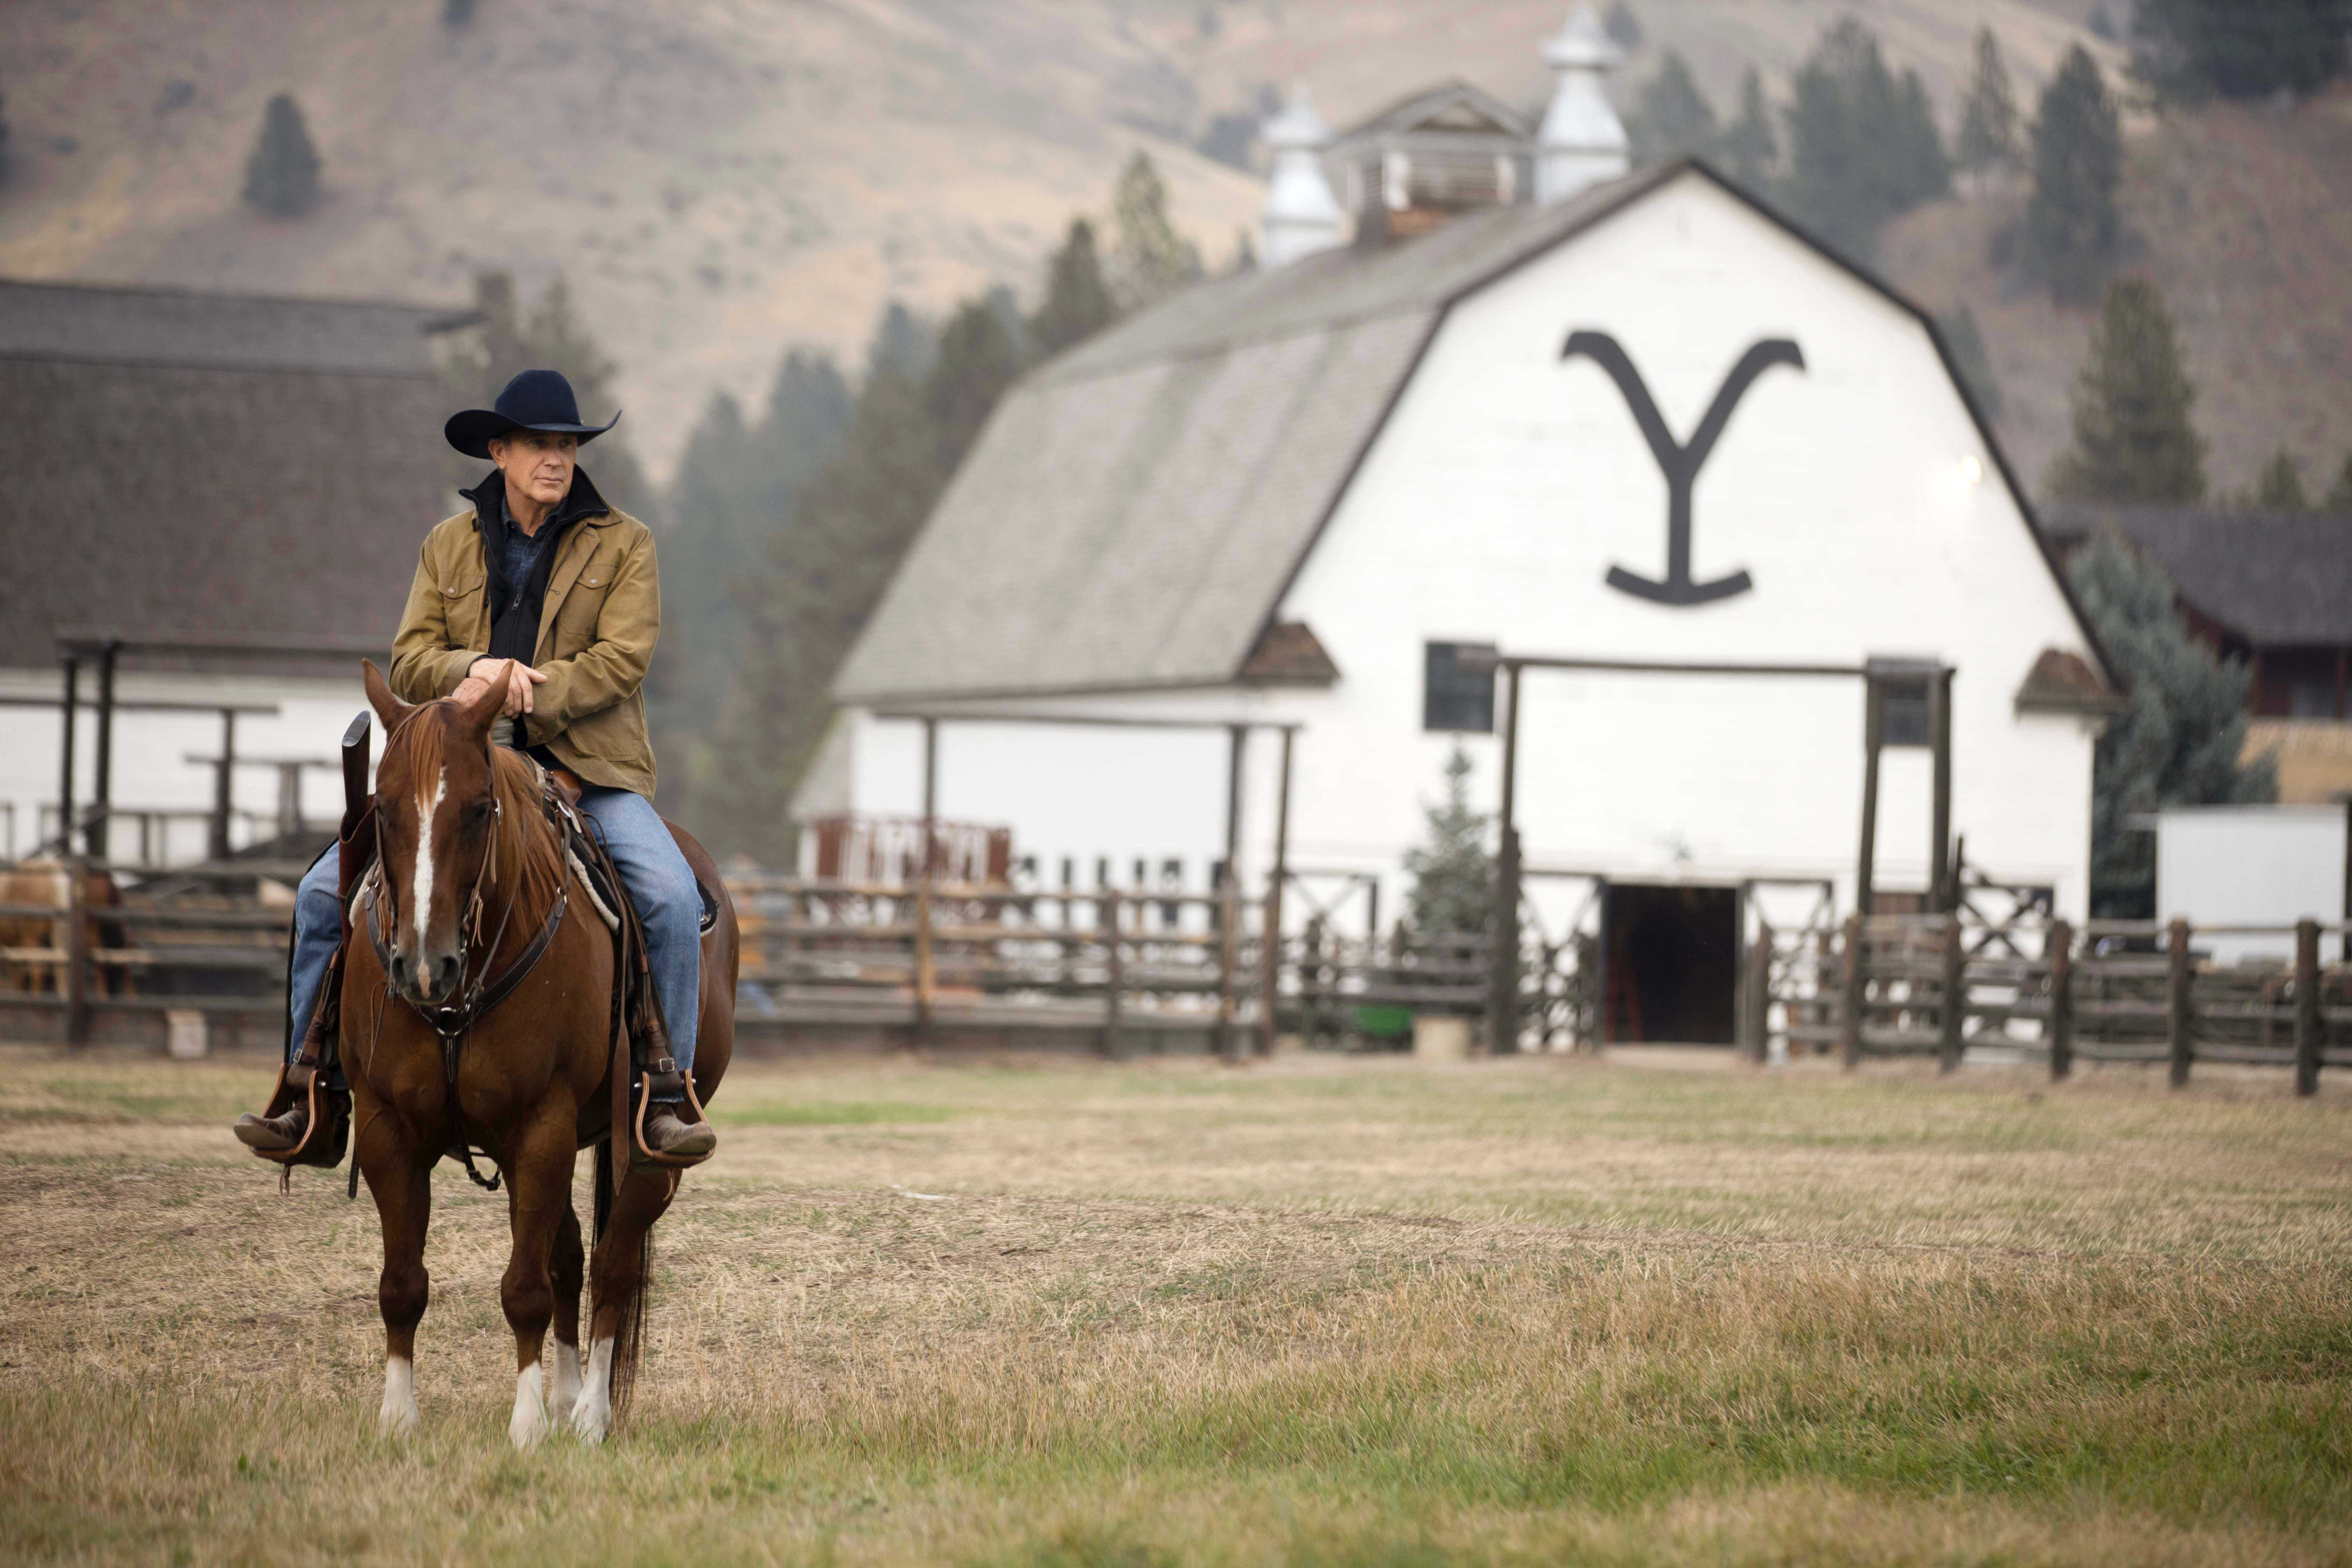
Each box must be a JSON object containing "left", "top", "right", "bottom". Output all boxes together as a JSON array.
[{"left": 807, "top": 152, "right": 2119, "bottom": 1043}]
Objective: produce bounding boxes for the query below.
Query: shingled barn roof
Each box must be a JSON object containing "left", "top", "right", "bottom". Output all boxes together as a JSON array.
[
  {"left": 0, "top": 279, "right": 474, "bottom": 674},
  {"left": 835, "top": 160, "right": 2111, "bottom": 705},
  {"left": 2044, "top": 507, "right": 2352, "bottom": 649}
]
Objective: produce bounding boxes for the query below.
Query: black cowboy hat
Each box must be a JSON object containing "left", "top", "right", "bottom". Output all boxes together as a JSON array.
[{"left": 444, "top": 368, "right": 621, "bottom": 459}]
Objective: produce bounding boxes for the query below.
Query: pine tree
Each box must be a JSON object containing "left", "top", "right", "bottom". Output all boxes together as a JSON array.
[
  {"left": 2047, "top": 278, "right": 2207, "bottom": 505},
  {"left": 0, "top": 83, "right": 12, "bottom": 174},
  {"left": 1108, "top": 152, "right": 1202, "bottom": 312},
  {"left": 242, "top": 93, "right": 321, "bottom": 217},
  {"left": 2090, "top": 4, "right": 2118, "bottom": 41},
  {"left": 2025, "top": 46, "right": 2123, "bottom": 304},
  {"left": 1778, "top": 20, "right": 1948, "bottom": 261},
  {"left": 1604, "top": 1, "right": 1645, "bottom": 54},
  {"left": 2253, "top": 448, "right": 2310, "bottom": 511},
  {"left": 924, "top": 296, "right": 1025, "bottom": 464},
  {"left": 1402, "top": 746, "right": 1494, "bottom": 934},
  {"left": 1716, "top": 68, "right": 1778, "bottom": 187},
  {"left": 1029, "top": 218, "right": 1119, "bottom": 358},
  {"left": 1955, "top": 27, "right": 2022, "bottom": 176},
  {"left": 2327, "top": 453, "right": 2352, "bottom": 514},
  {"left": 1937, "top": 306, "right": 2003, "bottom": 420},
  {"left": 2071, "top": 532, "right": 2276, "bottom": 917},
  {"left": 1626, "top": 51, "right": 1717, "bottom": 164},
  {"left": 657, "top": 351, "right": 850, "bottom": 757},
  {"left": 2133, "top": 0, "right": 2352, "bottom": 102},
  {"left": 865, "top": 300, "right": 935, "bottom": 382}
]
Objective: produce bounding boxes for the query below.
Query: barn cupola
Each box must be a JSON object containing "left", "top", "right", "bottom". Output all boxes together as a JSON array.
[
  {"left": 1325, "top": 81, "right": 1535, "bottom": 245},
  {"left": 1259, "top": 83, "right": 1346, "bottom": 270},
  {"left": 1534, "top": 4, "right": 1630, "bottom": 203}
]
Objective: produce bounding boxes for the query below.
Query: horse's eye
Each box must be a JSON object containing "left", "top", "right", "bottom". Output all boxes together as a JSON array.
[{"left": 469, "top": 800, "right": 495, "bottom": 824}]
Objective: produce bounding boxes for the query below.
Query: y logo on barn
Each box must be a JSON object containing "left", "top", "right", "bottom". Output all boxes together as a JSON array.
[{"left": 1561, "top": 330, "right": 1805, "bottom": 607}]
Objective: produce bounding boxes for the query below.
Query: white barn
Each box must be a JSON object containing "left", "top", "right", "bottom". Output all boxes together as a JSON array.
[{"left": 806, "top": 57, "right": 2117, "bottom": 1041}]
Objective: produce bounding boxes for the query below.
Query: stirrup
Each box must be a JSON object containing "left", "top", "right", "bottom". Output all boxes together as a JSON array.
[
  {"left": 631, "top": 1061, "right": 713, "bottom": 1169},
  {"left": 244, "top": 1061, "right": 350, "bottom": 1172}
]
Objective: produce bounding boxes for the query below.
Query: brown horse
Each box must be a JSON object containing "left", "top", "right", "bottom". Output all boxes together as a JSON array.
[
  {"left": 0, "top": 861, "right": 130, "bottom": 996},
  {"left": 349, "top": 661, "right": 736, "bottom": 1446}
]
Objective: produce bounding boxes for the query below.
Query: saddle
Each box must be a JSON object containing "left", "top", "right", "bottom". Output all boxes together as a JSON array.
[{"left": 248, "top": 718, "right": 712, "bottom": 1189}]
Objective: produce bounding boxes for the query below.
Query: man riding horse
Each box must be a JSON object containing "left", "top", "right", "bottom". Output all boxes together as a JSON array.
[{"left": 236, "top": 369, "right": 715, "bottom": 1159}]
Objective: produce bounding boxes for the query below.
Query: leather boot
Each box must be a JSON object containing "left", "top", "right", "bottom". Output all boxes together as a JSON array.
[
  {"left": 642, "top": 1103, "right": 715, "bottom": 1157},
  {"left": 234, "top": 1100, "right": 311, "bottom": 1152}
]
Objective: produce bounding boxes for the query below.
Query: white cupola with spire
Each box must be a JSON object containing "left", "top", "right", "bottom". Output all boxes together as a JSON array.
[
  {"left": 1259, "top": 83, "right": 1346, "bottom": 269},
  {"left": 1534, "top": 4, "right": 1630, "bottom": 204}
]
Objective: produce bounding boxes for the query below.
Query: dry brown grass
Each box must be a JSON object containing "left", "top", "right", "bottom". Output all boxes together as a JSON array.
[{"left": 1, "top": 1047, "right": 2347, "bottom": 1565}]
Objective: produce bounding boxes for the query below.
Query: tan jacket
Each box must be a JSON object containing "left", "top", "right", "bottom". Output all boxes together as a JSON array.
[{"left": 387, "top": 497, "right": 662, "bottom": 797}]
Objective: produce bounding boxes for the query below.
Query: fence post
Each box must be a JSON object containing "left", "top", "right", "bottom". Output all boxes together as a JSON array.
[
  {"left": 2166, "top": 917, "right": 2193, "bottom": 1089},
  {"left": 913, "top": 876, "right": 935, "bottom": 1045},
  {"left": 1839, "top": 911, "right": 1864, "bottom": 1070},
  {"left": 1256, "top": 887, "right": 1281, "bottom": 1059},
  {"left": 2295, "top": 917, "right": 2322, "bottom": 1098},
  {"left": 1742, "top": 920, "right": 1773, "bottom": 1064},
  {"left": 1102, "top": 892, "right": 1125, "bottom": 1061},
  {"left": 1217, "top": 873, "right": 1240, "bottom": 1062},
  {"left": 2047, "top": 918, "right": 2073, "bottom": 1082},
  {"left": 64, "top": 853, "right": 91, "bottom": 1049},
  {"left": 1937, "top": 916, "right": 1966, "bottom": 1073}
]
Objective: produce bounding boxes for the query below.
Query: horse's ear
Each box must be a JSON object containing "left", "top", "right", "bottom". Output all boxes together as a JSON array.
[
  {"left": 453, "top": 660, "right": 507, "bottom": 738},
  {"left": 362, "top": 659, "right": 412, "bottom": 734}
]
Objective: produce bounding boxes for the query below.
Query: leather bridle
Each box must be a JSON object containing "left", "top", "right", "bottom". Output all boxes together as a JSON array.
[{"left": 361, "top": 736, "right": 570, "bottom": 1190}]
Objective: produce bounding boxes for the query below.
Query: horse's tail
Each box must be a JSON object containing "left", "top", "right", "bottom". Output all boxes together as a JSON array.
[{"left": 590, "top": 1139, "right": 652, "bottom": 1421}]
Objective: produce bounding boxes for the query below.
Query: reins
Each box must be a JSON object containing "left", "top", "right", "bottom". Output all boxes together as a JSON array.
[{"left": 362, "top": 728, "right": 572, "bottom": 1192}]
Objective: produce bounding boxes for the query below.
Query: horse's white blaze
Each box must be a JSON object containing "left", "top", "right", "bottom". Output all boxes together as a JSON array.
[
  {"left": 550, "top": 1340, "right": 581, "bottom": 1422},
  {"left": 410, "top": 768, "right": 444, "bottom": 958},
  {"left": 508, "top": 1360, "right": 550, "bottom": 1449},
  {"left": 571, "top": 1335, "right": 614, "bottom": 1444},
  {"left": 379, "top": 1355, "right": 419, "bottom": 1434}
]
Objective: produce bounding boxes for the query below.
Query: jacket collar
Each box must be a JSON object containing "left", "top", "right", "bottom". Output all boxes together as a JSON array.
[{"left": 459, "top": 465, "right": 614, "bottom": 536}]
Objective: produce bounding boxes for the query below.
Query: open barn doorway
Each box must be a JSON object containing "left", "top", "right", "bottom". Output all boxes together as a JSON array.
[{"left": 1601, "top": 883, "right": 1739, "bottom": 1044}]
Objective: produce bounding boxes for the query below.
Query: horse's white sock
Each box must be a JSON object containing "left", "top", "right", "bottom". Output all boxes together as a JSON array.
[
  {"left": 379, "top": 1356, "right": 419, "bottom": 1435},
  {"left": 571, "top": 1336, "right": 614, "bottom": 1444},
  {"left": 508, "top": 1359, "right": 550, "bottom": 1449},
  {"left": 550, "top": 1340, "right": 581, "bottom": 1421}
]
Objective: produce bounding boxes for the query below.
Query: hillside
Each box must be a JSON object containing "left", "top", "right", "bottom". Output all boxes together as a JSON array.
[
  {"left": 0, "top": 0, "right": 2117, "bottom": 480},
  {"left": 1880, "top": 85, "right": 2352, "bottom": 499}
]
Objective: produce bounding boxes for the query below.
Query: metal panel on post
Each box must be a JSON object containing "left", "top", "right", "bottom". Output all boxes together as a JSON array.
[{"left": 915, "top": 719, "right": 938, "bottom": 1045}]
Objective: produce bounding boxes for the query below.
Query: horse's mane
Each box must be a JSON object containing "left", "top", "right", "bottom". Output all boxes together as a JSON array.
[
  {"left": 488, "top": 746, "right": 569, "bottom": 915},
  {"left": 387, "top": 705, "right": 569, "bottom": 924}
]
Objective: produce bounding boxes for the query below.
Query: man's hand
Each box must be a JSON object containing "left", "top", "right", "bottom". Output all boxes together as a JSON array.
[{"left": 455, "top": 657, "right": 548, "bottom": 719}]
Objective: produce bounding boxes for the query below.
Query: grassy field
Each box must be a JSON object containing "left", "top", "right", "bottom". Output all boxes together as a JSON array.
[{"left": 1, "top": 1046, "right": 2347, "bottom": 1566}]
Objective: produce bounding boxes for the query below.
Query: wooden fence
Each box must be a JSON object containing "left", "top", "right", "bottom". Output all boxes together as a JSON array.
[
  {"left": 1749, "top": 912, "right": 2352, "bottom": 1095},
  {"left": 0, "top": 854, "right": 305, "bottom": 1048}
]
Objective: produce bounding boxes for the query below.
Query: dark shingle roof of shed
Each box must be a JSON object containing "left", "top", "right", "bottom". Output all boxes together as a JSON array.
[
  {"left": 2045, "top": 507, "right": 2352, "bottom": 646},
  {"left": 0, "top": 281, "right": 472, "bottom": 672}
]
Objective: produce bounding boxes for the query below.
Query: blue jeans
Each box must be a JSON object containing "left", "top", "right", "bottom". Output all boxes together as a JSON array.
[{"left": 286, "top": 785, "right": 702, "bottom": 1094}]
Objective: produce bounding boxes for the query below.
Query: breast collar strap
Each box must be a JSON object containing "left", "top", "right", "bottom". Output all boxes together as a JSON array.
[{"left": 362, "top": 779, "right": 572, "bottom": 1190}]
